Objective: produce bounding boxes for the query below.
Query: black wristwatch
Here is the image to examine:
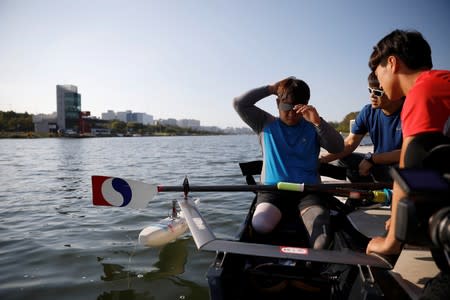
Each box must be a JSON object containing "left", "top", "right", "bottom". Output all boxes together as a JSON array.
[{"left": 364, "top": 152, "right": 374, "bottom": 164}]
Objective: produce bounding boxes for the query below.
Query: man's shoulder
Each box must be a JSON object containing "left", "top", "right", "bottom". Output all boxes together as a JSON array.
[
  {"left": 425, "top": 70, "right": 450, "bottom": 80},
  {"left": 407, "top": 70, "right": 450, "bottom": 105},
  {"left": 416, "top": 70, "right": 450, "bottom": 88},
  {"left": 357, "top": 104, "right": 377, "bottom": 119},
  {"left": 359, "top": 103, "right": 373, "bottom": 114}
]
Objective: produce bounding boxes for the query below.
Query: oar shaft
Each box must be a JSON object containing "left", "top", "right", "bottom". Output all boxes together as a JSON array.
[
  {"left": 158, "top": 185, "right": 278, "bottom": 192},
  {"left": 157, "top": 182, "right": 392, "bottom": 193}
]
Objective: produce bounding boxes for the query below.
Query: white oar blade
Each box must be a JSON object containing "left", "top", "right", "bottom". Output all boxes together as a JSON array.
[{"left": 92, "top": 176, "right": 157, "bottom": 209}]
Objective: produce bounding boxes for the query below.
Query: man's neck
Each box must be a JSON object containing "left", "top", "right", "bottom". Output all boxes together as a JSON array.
[
  {"left": 382, "top": 99, "right": 404, "bottom": 116},
  {"left": 399, "top": 69, "right": 428, "bottom": 96}
]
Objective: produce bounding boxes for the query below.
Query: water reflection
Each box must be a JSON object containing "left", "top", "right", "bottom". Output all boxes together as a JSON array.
[
  {"left": 98, "top": 239, "right": 209, "bottom": 300},
  {"left": 97, "top": 289, "right": 150, "bottom": 300},
  {"left": 146, "top": 239, "right": 188, "bottom": 279}
]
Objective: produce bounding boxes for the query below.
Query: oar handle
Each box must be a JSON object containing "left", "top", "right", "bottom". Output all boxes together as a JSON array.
[
  {"left": 277, "top": 182, "right": 305, "bottom": 191},
  {"left": 276, "top": 182, "right": 392, "bottom": 203}
]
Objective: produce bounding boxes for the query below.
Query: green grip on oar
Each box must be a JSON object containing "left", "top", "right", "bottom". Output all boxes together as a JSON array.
[
  {"left": 372, "top": 189, "right": 392, "bottom": 205},
  {"left": 277, "top": 182, "right": 305, "bottom": 192},
  {"left": 372, "top": 190, "right": 385, "bottom": 203}
]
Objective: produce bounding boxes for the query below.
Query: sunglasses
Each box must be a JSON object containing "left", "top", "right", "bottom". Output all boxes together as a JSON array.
[
  {"left": 278, "top": 102, "right": 295, "bottom": 111},
  {"left": 368, "top": 87, "right": 385, "bottom": 97}
]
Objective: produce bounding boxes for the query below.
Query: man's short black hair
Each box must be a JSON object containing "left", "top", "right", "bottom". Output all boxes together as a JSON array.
[
  {"left": 369, "top": 29, "right": 433, "bottom": 71},
  {"left": 279, "top": 78, "right": 310, "bottom": 105}
]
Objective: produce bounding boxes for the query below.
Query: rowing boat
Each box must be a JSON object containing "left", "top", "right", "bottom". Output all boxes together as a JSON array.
[{"left": 91, "top": 146, "right": 450, "bottom": 299}]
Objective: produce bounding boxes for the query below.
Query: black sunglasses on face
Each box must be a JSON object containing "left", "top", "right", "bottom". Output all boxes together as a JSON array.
[
  {"left": 368, "top": 87, "right": 385, "bottom": 97},
  {"left": 278, "top": 102, "right": 295, "bottom": 111}
]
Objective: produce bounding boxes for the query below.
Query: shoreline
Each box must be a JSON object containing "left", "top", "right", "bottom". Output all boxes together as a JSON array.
[{"left": 0, "top": 131, "right": 234, "bottom": 139}]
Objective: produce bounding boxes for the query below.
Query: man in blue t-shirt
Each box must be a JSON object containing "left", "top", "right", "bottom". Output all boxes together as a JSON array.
[
  {"left": 234, "top": 77, "right": 344, "bottom": 250},
  {"left": 320, "top": 72, "right": 404, "bottom": 182}
]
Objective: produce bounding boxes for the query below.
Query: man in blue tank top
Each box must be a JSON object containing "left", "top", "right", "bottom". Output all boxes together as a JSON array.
[
  {"left": 233, "top": 77, "right": 344, "bottom": 250},
  {"left": 320, "top": 72, "right": 404, "bottom": 182}
]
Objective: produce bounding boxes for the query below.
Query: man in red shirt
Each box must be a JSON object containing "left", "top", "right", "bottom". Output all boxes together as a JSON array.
[{"left": 366, "top": 30, "right": 450, "bottom": 256}]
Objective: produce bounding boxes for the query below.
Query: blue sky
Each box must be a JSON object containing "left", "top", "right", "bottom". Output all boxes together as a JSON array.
[{"left": 1, "top": 0, "right": 449, "bottom": 128}]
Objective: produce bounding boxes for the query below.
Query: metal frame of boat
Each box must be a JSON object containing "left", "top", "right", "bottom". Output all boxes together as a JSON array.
[{"left": 194, "top": 161, "right": 397, "bottom": 299}]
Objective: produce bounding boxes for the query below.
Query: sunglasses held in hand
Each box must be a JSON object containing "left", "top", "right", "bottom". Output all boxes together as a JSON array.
[{"left": 368, "top": 87, "right": 385, "bottom": 97}]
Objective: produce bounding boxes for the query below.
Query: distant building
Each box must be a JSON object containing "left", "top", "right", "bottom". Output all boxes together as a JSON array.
[
  {"left": 177, "top": 119, "right": 200, "bottom": 128},
  {"left": 101, "top": 110, "right": 116, "bottom": 121},
  {"left": 32, "top": 112, "right": 57, "bottom": 133},
  {"left": 33, "top": 85, "right": 89, "bottom": 135},
  {"left": 159, "top": 118, "right": 177, "bottom": 126},
  {"left": 199, "top": 126, "right": 222, "bottom": 133},
  {"left": 127, "top": 112, "right": 154, "bottom": 125},
  {"left": 102, "top": 110, "right": 154, "bottom": 125},
  {"left": 79, "top": 111, "right": 92, "bottom": 134},
  {"left": 138, "top": 113, "right": 154, "bottom": 125},
  {"left": 56, "top": 85, "right": 81, "bottom": 132},
  {"left": 223, "top": 126, "right": 254, "bottom": 135},
  {"left": 91, "top": 128, "right": 111, "bottom": 136},
  {"left": 116, "top": 110, "right": 132, "bottom": 122}
]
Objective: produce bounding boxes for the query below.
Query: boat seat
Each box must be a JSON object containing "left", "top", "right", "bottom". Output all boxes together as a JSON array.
[{"left": 239, "top": 160, "right": 263, "bottom": 186}]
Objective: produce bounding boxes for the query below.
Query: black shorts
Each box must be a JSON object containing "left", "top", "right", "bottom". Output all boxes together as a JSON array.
[{"left": 256, "top": 191, "right": 328, "bottom": 214}]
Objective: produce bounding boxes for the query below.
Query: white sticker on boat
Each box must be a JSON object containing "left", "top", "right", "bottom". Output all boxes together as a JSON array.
[{"left": 279, "top": 246, "right": 308, "bottom": 255}]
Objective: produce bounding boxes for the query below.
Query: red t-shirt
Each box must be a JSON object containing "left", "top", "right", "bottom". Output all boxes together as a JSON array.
[{"left": 401, "top": 70, "right": 450, "bottom": 138}]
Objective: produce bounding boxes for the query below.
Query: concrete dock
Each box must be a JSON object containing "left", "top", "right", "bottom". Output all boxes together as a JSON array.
[{"left": 347, "top": 207, "right": 440, "bottom": 299}]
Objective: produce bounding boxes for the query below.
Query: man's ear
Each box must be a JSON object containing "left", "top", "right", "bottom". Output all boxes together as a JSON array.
[{"left": 387, "top": 55, "right": 400, "bottom": 73}]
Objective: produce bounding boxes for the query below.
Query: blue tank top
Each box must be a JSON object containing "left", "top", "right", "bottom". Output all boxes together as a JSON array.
[{"left": 261, "top": 119, "right": 320, "bottom": 185}]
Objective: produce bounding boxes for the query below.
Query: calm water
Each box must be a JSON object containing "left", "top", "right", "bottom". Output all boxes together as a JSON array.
[
  {"left": 0, "top": 135, "right": 372, "bottom": 300},
  {"left": 0, "top": 135, "right": 262, "bottom": 300}
]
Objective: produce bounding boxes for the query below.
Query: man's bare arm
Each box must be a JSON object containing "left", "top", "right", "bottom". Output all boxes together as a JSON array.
[{"left": 319, "top": 133, "right": 363, "bottom": 163}]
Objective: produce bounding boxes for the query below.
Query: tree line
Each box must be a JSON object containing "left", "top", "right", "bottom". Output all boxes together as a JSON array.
[
  {"left": 0, "top": 111, "right": 34, "bottom": 132},
  {"left": 0, "top": 110, "right": 360, "bottom": 135},
  {"left": 328, "top": 111, "right": 359, "bottom": 133}
]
